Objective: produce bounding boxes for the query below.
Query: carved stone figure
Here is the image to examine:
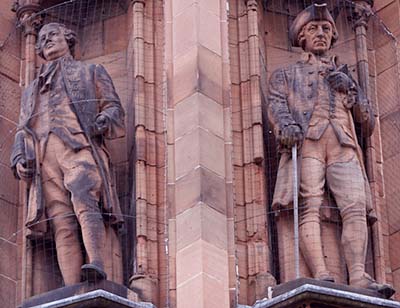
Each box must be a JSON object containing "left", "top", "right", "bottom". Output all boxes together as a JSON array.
[
  {"left": 267, "top": 3, "right": 394, "bottom": 296},
  {"left": 10, "top": 23, "right": 125, "bottom": 285}
]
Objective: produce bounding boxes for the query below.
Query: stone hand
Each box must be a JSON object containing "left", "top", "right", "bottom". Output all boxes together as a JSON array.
[
  {"left": 94, "top": 114, "right": 109, "bottom": 135},
  {"left": 279, "top": 124, "right": 303, "bottom": 148},
  {"left": 326, "top": 71, "right": 354, "bottom": 93},
  {"left": 16, "top": 159, "right": 34, "bottom": 182}
]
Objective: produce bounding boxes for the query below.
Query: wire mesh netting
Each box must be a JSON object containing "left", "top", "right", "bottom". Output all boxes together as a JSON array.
[
  {"left": 0, "top": 0, "right": 167, "bottom": 306},
  {"left": 260, "top": 0, "right": 400, "bottom": 294},
  {"left": 1, "top": 0, "right": 400, "bottom": 307}
]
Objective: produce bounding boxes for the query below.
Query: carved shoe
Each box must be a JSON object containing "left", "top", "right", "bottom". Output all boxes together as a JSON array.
[
  {"left": 316, "top": 271, "right": 335, "bottom": 283},
  {"left": 81, "top": 263, "right": 107, "bottom": 283},
  {"left": 351, "top": 272, "right": 395, "bottom": 299}
]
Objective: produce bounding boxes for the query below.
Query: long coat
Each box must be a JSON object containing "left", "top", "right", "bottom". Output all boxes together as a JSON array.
[
  {"left": 267, "top": 53, "right": 375, "bottom": 214},
  {"left": 10, "top": 57, "right": 125, "bottom": 233}
]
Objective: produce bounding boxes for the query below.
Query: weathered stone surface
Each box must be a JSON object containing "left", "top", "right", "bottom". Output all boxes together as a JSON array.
[{"left": 176, "top": 203, "right": 228, "bottom": 251}]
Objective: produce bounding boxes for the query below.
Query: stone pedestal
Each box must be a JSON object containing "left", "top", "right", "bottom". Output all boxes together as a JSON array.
[
  {"left": 20, "top": 280, "right": 154, "bottom": 308},
  {"left": 252, "top": 278, "right": 400, "bottom": 308}
]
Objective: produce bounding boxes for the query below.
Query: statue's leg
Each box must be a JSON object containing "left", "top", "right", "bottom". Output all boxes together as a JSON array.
[
  {"left": 299, "top": 156, "right": 332, "bottom": 281},
  {"left": 61, "top": 146, "right": 107, "bottom": 281},
  {"left": 41, "top": 135, "right": 83, "bottom": 285},
  {"left": 326, "top": 157, "right": 368, "bottom": 283}
]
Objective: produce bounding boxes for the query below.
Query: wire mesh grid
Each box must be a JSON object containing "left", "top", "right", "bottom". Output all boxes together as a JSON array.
[
  {"left": 0, "top": 0, "right": 167, "bottom": 306},
  {"left": 227, "top": 0, "right": 400, "bottom": 304}
]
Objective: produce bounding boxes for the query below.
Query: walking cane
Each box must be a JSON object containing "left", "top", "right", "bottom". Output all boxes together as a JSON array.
[{"left": 292, "top": 145, "right": 300, "bottom": 279}]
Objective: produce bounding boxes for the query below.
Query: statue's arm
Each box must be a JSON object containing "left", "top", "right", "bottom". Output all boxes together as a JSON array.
[
  {"left": 10, "top": 130, "right": 25, "bottom": 179},
  {"left": 267, "top": 69, "right": 300, "bottom": 142},
  {"left": 10, "top": 88, "right": 31, "bottom": 179},
  {"left": 94, "top": 64, "right": 125, "bottom": 139},
  {"left": 350, "top": 84, "right": 375, "bottom": 137}
]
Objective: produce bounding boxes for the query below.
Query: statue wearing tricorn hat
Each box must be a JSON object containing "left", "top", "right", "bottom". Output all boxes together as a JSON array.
[{"left": 266, "top": 3, "right": 394, "bottom": 297}]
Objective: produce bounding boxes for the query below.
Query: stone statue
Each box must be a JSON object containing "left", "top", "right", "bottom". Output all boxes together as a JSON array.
[
  {"left": 267, "top": 3, "right": 394, "bottom": 296},
  {"left": 10, "top": 23, "right": 125, "bottom": 285}
]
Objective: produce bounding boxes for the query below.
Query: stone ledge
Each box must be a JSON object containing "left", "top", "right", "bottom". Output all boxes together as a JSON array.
[
  {"left": 20, "top": 280, "right": 152, "bottom": 308},
  {"left": 25, "top": 289, "right": 155, "bottom": 308},
  {"left": 253, "top": 281, "right": 400, "bottom": 308}
]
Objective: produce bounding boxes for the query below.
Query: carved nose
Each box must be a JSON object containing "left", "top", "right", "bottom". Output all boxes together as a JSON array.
[{"left": 316, "top": 27, "right": 324, "bottom": 36}]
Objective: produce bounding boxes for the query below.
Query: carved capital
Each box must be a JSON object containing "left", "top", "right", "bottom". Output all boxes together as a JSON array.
[
  {"left": 348, "top": 1, "right": 373, "bottom": 29},
  {"left": 16, "top": 3, "right": 42, "bottom": 37}
]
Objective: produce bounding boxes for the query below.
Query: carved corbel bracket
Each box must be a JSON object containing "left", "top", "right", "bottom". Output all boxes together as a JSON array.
[
  {"left": 347, "top": 0, "right": 374, "bottom": 29},
  {"left": 131, "top": 0, "right": 146, "bottom": 6},
  {"left": 246, "top": 0, "right": 258, "bottom": 11},
  {"left": 16, "top": 3, "right": 42, "bottom": 37}
]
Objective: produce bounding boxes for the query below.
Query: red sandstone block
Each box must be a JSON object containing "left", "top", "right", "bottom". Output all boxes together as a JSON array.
[
  {"left": 146, "top": 165, "right": 157, "bottom": 205},
  {"left": 233, "top": 166, "right": 245, "bottom": 205},
  {"left": 136, "top": 126, "right": 147, "bottom": 161},
  {"left": 389, "top": 230, "right": 400, "bottom": 271},
  {"left": 172, "top": 46, "right": 198, "bottom": 104},
  {"left": 235, "top": 204, "right": 247, "bottom": 242},
  {"left": 0, "top": 164, "right": 18, "bottom": 205},
  {"left": 0, "top": 200, "right": 18, "bottom": 243},
  {"left": 392, "top": 268, "right": 400, "bottom": 301},
  {"left": 239, "top": 41, "right": 250, "bottom": 82},
  {"left": 0, "top": 238, "right": 17, "bottom": 280},
  {"left": 176, "top": 205, "right": 228, "bottom": 251},
  {"left": 374, "top": 0, "right": 395, "bottom": 11},
  {"left": 236, "top": 241, "right": 249, "bottom": 278},
  {"left": 156, "top": 133, "right": 166, "bottom": 167},
  {"left": 175, "top": 167, "right": 226, "bottom": 216},
  {"left": 377, "top": 2, "right": 400, "bottom": 35},
  {"left": 104, "top": 14, "right": 128, "bottom": 54},
  {"left": 145, "top": 44, "right": 155, "bottom": 83},
  {"left": 146, "top": 131, "right": 157, "bottom": 166},
  {"left": 136, "top": 199, "right": 148, "bottom": 237},
  {"left": 199, "top": 9, "right": 222, "bottom": 56},
  {"left": 0, "top": 274, "right": 16, "bottom": 308},
  {"left": 174, "top": 93, "right": 224, "bottom": 140},
  {"left": 198, "top": 45, "right": 223, "bottom": 104},
  {"left": 172, "top": 5, "right": 197, "bottom": 58},
  {"left": 376, "top": 66, "right": 398, "bottom": 118},
  {"left": 136, "top": 161, "right": 147, "bottom": 201},
  {"left": 238, "top": 14, "right": 249, "bottom": 43}
]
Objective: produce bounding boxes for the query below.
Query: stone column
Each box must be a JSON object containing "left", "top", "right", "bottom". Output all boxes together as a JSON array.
[
  {"left": 15, "top": 1, "right": 41, "bottom": 300},
  {"left": 350, "top": 0, "right": 387, "bottom": 284},
  {"left": 129, "top": 0, "right": 161, "bottom": 305},
  {"left": 165, "top": 0, "right": 235, "bottom": 307}
]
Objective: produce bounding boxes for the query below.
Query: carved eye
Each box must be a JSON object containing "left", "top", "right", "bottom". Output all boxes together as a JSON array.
[
  {"left": 308, "top": 25, "right": 317, "bottom": 33},
  {"left": 323, "top": 25, "right": 331, "bottom": 32}
]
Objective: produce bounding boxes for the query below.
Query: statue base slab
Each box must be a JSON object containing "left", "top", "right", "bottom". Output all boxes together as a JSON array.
[
  {"left": 253, "top": 278, "right": 400, "bottom": 308},
  {"left": 19, "top": 280, "right": 154, "bottom": 308}
]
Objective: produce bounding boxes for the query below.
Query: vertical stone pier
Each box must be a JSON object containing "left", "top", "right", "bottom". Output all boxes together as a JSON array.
[{"left": 165, "top": 0, "right": 235, "bottom": 307}]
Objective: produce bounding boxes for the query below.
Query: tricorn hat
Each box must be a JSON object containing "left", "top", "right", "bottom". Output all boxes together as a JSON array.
[{"left": 289, "top": 3, "right": 338, "bottom": 48}]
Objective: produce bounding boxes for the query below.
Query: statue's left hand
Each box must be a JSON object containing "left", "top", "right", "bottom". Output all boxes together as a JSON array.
[
  {"left": 94, "top": 114, "right": 109, "bottom": 135},
  {"left": 326, "top": 71, "right": 354, "bottom": 93}
]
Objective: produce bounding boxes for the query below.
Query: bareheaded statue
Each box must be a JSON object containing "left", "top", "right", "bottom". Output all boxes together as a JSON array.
[
  {"left": 267, "top": 3, "right": 394, "bottom": 296},
  {"left": 11, "top": 23, "right": 125, "bottom": 284}
]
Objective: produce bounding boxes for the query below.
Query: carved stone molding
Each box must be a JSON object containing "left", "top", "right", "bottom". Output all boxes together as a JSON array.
[
  {"left": 348, "top": 1, "right": 373, "bottom": 29},
  {"left": 16, "top": 3, "right": 42, "bottom": 36},
  {"left": 246, "top": 0, "right": 258, "bottom": 11},
  {"left": 131, "top": 0, "right": 146, "bottom": 6}
]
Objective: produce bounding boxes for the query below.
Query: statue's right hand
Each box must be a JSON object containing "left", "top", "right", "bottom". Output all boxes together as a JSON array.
[
  {"left": 16, "top": 159, "right": 34, "bottom": 181},
  {"left": 279, "top": 124, "right": 303, "bottom": 148}
]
